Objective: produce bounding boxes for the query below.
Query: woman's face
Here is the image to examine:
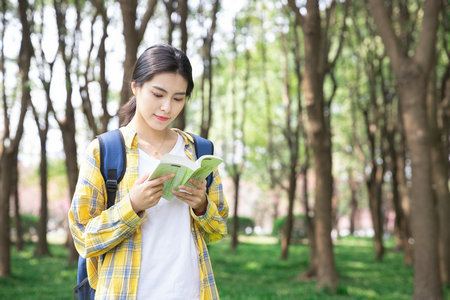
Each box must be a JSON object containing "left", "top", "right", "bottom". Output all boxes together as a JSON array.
[{"left": 132, "top": 72, "right": 187, "bottom": 131}]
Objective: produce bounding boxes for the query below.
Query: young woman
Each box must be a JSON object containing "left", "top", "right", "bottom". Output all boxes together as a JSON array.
[{"left": 69, "top": 44, "right": 228, "bottom": 300}]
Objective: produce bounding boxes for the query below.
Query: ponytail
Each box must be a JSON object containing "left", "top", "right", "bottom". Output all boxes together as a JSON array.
[{"left": 118, "top": 96, "right": 136, "bottom": 126}]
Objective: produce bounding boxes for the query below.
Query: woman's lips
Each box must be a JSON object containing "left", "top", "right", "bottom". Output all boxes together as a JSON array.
[{"left": 155, "top": 115, "right": 170, "bottom": 121}]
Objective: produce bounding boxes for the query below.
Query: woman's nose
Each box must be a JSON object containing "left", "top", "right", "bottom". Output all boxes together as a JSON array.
[{"left": 160, "top": 97, "right": 171, "bottom": 112}]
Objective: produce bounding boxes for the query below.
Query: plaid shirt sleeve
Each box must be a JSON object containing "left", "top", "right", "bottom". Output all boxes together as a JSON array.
[
  {"left": 68, "top": 139, "right": 145, "bottom": 258},
  {"left": 190, "top": 167, "right": 229, "bottom": 245}
]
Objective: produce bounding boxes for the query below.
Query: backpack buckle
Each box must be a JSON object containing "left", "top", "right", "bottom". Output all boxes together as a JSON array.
[{"left": 105, "top": 179, "right": 117, "bottom": 192}]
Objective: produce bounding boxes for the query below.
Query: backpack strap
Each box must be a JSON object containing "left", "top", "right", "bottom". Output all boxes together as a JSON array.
[
  {"left": 75, "top": 130, "right": 126, "bottom": 299},
  {"left": 98, "top": 129, "right": 126, "bottom": 209},
  {"left": 188, "top": 133, "right": 214, "bottom": 193}
]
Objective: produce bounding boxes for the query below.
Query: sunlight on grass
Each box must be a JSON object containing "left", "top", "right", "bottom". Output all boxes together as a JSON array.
[
  {"left": 245, "top": 261, "right": 261, "bottom": 271},
  {"left": 348, "top": 286, "right": 379, "bottom": 298},
  {"left": 2, "top": 237, "right": 449, "bottom": 299},
  {"left": 238, "top": 235, "right": 278, "bottom": 244}
]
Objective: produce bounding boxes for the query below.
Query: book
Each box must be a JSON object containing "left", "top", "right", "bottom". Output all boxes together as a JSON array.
[{"left": 147, "top": 153, "right": 223, "bottom": 200}]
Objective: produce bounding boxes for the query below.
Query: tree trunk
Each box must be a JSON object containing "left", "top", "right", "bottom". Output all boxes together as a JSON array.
[
  {"left": 387, "top": 127, "right": 412, "bottom": 265},
  {"left": 79, "top": 0, "right": 111, "bottom": 136},
  {"left": 164, "top": 0, "right": 176, "bottom": 45},
  {"left": 396, "top": 133, "right": 413, "bottom": 266},
  {"left": 199, "top": 0, "right": 220, "bottom": 139},
  {"left": 427, "top": 63, "right": 450, "bottom": 285},
  {"left": 12, "top": 155, "right": 24, "bottom": 251},
  {"left": 348, "top": 171, "right": 358, "bottom": 236},
  {"left": 229, "top": 13, "right": 249, "bottom": 250},
  {"left": 178, "top": 0, "right": 188, "bottom": 53},
  {"left": 279, "top": 31, "right": 301, "bottom": 260},
  {"left": 97, "top": 0, "right": 110, "bottom": 134},
  {"left": 0, "top": 154, "right": 13, "bottom": 277},
  {"left": 300, "top": 150, "right": 318, "bottom": 279},
  {"left": 53, "top": 0, "right": 81, "bottom": 265},
  {"left": 401, "top": 74, "right": 443, "bottom": 299},
  {"left": 286, "top": 0, "right": 342, "bottom": 290},
  {"left": 172, "top": 0, "right": 189, "bottom": 130},
  {"left": 119, "top": 0, "right": 158, "bottom": 109},
  {"left": 280, "top": 184, "right": 295, "bottom": 259},
  {"left": 0, "top": 0, "right": 32, "bottom": 277},
  {"left": 301, "top": 0, "right": 338, "bottom": 290},
  {"left": 61, "top": 122, "right": 79, "bottom": 265},
  {"left": 35, "top": 129, "right": 51, "bottom": 257},
  {"left": 230, "top": 175, "right": 240, "bottom": 250},
  {"left": 369, "top": 1, "right": 443, "bottom": 297},
  {"left": 367, "top": 167, "right": 384, "bottom": 260}
]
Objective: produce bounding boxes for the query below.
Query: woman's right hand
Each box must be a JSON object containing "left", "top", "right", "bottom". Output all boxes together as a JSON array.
[{"left": 129, "top": 173, "right": 175, "bottom": 213}]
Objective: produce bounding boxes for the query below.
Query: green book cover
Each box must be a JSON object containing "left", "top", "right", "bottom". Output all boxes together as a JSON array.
[{"left": 147, "top": 153, "right": 223, "bottom": 200}]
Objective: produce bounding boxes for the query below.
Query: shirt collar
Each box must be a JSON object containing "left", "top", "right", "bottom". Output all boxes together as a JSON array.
[{"left": 121, "top": 124, "right": 194, "bottom": 151}]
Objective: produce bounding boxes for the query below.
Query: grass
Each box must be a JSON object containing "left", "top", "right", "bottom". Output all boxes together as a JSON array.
[
  {"left": 0, "top": 243, "right": 77, "bottom": 299},
  {"left": 210, "top": 237, "right": 416, "bottom": 300},
  {"left": 1, "top": 236, "right": 449, "bottom": 299}
]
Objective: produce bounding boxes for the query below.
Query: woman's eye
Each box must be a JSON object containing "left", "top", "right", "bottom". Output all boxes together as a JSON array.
[
  {"left": 152, "top": 92, "right": 163, "bottom": 98},
  {"left": 174, "top": 98, "right": 184, "bottom": 102}
]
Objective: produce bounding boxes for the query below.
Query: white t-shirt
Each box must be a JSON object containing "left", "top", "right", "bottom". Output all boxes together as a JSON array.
[{"left": 136, "top": 134, "right": 200, "bottom": 300}]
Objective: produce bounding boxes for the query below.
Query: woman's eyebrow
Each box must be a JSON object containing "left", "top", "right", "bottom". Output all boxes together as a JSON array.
[{"left": 151, "top": 85, "right": 186, "bottom": 95}]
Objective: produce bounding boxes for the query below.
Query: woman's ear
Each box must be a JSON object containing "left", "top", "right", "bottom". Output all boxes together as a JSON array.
[{"left": 131, "top": 81, "right": 137, "bottom": 96}]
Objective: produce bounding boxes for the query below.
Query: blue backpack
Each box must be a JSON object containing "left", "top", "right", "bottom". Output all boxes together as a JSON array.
[{"left": 74, "top": 129, "right": 214, "bottom": 300}]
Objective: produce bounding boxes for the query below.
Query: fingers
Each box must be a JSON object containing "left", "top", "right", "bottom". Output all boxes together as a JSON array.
[
  {"left": 173, "top": 178, "right": 207, "bottom": 213},
  {"left": 147, "top": 173, "right": 175, "bottom": 186},
  {"left": 136, "top": 173, "right": 150, "bottom": 184},
  {"left": 187, "top": 178, "right": 207, "bottom": 189},
  {"left": 130, "top": 174, "right": 174, "bottom": 213}
]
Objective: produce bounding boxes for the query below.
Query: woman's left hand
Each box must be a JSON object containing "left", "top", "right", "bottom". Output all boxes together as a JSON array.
[{"left": 173, "top": 179, "right": 208, "bottom": 216}]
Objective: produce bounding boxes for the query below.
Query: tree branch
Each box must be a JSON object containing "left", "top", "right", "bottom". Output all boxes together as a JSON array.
[
  {"left": 328, "top": 0, "right": 349, "bottom": 70},
  {"left": 137, "top": 0, "right": 158, "bottom": 42},
  {"left": 367, "top": 0, "right": 403, "bottom": 73},
  {"left": 414, "top": 0, "right": 440, "bottom": 72},
  {"left": 442, "top": 0, "right": 450, "bottom": 59},
  {"left": 286, "top": 0, "right": 305, "bottom": 26}
]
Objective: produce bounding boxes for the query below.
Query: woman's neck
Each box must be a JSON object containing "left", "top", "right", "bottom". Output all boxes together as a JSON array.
[
  {"left": 130, "top": 116, "right": 170, "bottom": 142},
  {"left": 130, "top": 117, "right": 178, "bottom": 158}
]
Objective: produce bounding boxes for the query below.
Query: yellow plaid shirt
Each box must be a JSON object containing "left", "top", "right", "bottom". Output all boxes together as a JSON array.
[{"left": 68, "top": 125, "right": 228, "bottom": 299}]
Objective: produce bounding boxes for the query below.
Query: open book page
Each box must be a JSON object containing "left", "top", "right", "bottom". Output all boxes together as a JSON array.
[
  {"left": 148, "top": 154, "right": 223, "bottom": 200},
  {"left": 186, "top": 155, "right": 223, "bottom": 188},
  {"left": 148, "top": 154, "right": 197, "bottom": 200}
]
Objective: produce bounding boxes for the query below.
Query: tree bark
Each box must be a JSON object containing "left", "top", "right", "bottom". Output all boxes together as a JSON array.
[
  {"left": 361, "top": 57, "right": 386, "bottom": 260},
  {"left": 30, "top": 91, "right": 51, "bottom": 256},
  {"left": 280, "top": 31, "right": 301, "bottom": 260},
  {"left": 229, "top": 22, "right": 240, "bottom": 250},
  {"left": 287, "top": 0, "right": 342, "bottom": 290},
  {"left": 368, "top": 1, "right": 443, "bottom": 297},
  {"left": 80, "top": 0, "right": 111, "bottom": 136},
  {"left": 34, "top": 125, "right": 51, "bottom": 257},
  {"left": 229, "top": 12, "right": 250, "bottom": 251},
  {"left": 12, "top": 155, "right": 24, "bottom": 251},
  {"left": 119, "top": 0, "right": 158, "bottom": 110},
  {"left": 172, "top": 0, "right": 189, "bottom": 130},
  {"left": 366, "top": 166, "right": 384, "bottom": 260},
  {"left": 178, "top": 0, "right": 188, "bottom": 53},
  {"left": 52, "top": 0, "right": 82, "bottom": 265},
  {"left": 230, "top": 175, "right": 240, "bottom": 250},
  {"left": 0, "top": 0, "right": 31, "bottom": 277},
  {"left": 164, "top": 0, "right": 176, "bottom": 45},
  {"left": 427, "top": 59, "right": 450, "bottom": 285},
  {"left": 348, "top": 171, "right": 358, "bottom": 236},
  {"left": 0, "top": 154, "right": 13, "bottom": 277},
  {"left": 199, "top": 0, "right": 220, "bottom": 139},
  {"left": 395, "top": 128, "right": 413, "bottom": 265},
  {"left": 386, "top": 124, "right": 412, "bottom": 265}
]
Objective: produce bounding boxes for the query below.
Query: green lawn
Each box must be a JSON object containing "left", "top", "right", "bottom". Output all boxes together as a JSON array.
[{"left": 1, "top": 237, "right": 449, "bottom": 299}]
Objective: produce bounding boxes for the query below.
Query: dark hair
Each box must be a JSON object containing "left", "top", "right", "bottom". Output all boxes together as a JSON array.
[{"left": 118, "top": 44, "right": 194, "bottom": 126}]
